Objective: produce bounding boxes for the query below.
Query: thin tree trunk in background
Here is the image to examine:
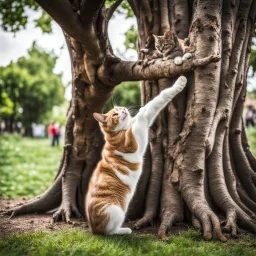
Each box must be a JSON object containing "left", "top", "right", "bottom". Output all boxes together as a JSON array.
[{"left": 5, "top": 0, "right": 256, "bottom": 240}]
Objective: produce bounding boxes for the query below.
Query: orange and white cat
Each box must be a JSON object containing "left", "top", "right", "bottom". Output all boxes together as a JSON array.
[{"left": 86, "top": 76, "right": 187, "bottom": 235}]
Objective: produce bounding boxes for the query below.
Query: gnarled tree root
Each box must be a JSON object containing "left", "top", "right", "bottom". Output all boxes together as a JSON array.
[
  {"left": 3, "top": 175, "right": 62, "bottom": 218},
  {"left": 53, "top": 201, "right": 82, "bottom": 223},
  {"left": 157, "top": 182, "right": 184, "bottom": 240},
  {"left": 52, "top": 153, "right": 85, "bottom": 223}
]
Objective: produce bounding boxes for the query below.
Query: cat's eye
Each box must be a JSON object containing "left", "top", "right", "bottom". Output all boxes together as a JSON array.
[{"left": 112, "top": 113, "right": 118, "bottom": 117}]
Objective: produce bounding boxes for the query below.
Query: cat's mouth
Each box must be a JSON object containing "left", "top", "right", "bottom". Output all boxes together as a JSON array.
[{"left": 121, "top": 113, "right": 127, "bottom": 120}]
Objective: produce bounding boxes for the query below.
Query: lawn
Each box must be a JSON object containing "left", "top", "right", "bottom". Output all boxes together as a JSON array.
[
  {"left": 247, "top": 128, "right": 256, "bottom": 156},
  {"left": 0, "top": 134, "right": 62, "bottom": 199},
  {"left": 0, "top": 133, "right": 255, "bottom": 256}
]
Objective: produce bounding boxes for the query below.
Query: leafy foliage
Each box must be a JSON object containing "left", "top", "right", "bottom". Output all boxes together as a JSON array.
[
  {"left": 106, "top": 0, "right": 134, "bottom": 18},
  {"left": 34, "top": 10, "right": 53, "bottom": 33},
  {"left": 124, "top": 25, "right": 138, "bottom": 50},
  {"left": 119, "top": 0, "right": 134, "bottom": 18},
  {"left": 0, "top": 90, "right": 14, "bottom": 117},
  {"left": 0, "top": 42, "right": 65, "bottom": 128},
  {"left": 249, "top": 50, "right": 256, "bottom": 75},
  {"left": 249, "top": 32, "right": 256, "bottom": 75},
  {"left": 104, "top": 81, "right": 140, "bottom": 112},
  {"left": 0, "top": 0, "right": 38, "bottom": 32},
  {"left": 0, "top": 0, "right": 52, "bottom": 33}
]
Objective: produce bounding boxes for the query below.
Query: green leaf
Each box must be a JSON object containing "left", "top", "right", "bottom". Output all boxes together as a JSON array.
[
  {"left": 124, "top": 25, "right": 137, "bottom": 50},
  {"left": 34, "top": 10, "right": 52, "bottom": 33},
  {"left": 0, "top": 0, "right": 40, "bottom": 32}
]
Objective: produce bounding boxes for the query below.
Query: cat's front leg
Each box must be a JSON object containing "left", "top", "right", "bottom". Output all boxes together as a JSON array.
[
  {"left": 140, "top": 76, "right": 187, "bottom": 126},
  {"left": 182, "top": 52, "right": 192, "bottom": 61},
  {"left": 175, "top": 53, "right": 192, "bottom": 65}
]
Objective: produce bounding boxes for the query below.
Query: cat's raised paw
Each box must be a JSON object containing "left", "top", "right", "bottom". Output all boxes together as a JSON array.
[
  {"left": 174, "top": 76, "right": 187, "bottom": 92},
  {"left": 177, "top": 76, "right": 187, "bottom": 85}
]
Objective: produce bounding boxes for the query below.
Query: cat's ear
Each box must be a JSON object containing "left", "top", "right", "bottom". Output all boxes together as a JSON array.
[
  {"left": 93, "top": 113, "right": 107, "bottom": 124},
  {"left": 152, "top": 34, "right": 158, "bottom": 41},
  {"left": 174, "top": 36, "right": 179, "bottom": 44},
  {"left": 164, "top": 30, "right": 173, "bottom": 39}
]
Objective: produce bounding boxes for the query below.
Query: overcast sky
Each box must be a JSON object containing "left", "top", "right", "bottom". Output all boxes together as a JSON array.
[{"left": 0, "top": 9, "right": 137, "bottom": 100}]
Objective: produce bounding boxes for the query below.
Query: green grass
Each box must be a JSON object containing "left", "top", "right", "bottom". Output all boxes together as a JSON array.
[
  {"left": 0, "top": 134, "right": 62, "bottom": 199},
  {"left": 246, "top": 128, "right": 256, "bottom": 156},
  {"left": 0, "top": 134, "right": 256, "bottom": 256},
  {"left": 0, "top": 228, "right": 255, "bottom": 256}
]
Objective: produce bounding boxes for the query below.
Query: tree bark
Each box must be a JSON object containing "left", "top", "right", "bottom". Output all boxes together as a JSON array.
[{"left": 6, "top": 0, "right": 256, "bottom": 241}]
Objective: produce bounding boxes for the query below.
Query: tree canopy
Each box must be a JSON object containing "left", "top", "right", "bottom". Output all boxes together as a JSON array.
[{"left": 0, "top": 0, "right": 52, "bottom": 33}]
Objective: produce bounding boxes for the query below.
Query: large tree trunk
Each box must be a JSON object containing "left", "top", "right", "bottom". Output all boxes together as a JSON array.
[{"left": 6, "top": 0, "right": 256, "bottom": 240}]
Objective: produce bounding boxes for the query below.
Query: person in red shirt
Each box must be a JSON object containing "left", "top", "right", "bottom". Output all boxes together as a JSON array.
[{"left": 48, "top": 121, "right": 59, "bottom": 146}]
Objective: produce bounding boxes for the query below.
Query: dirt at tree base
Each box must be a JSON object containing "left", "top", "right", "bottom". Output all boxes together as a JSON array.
[{"left": 0, "top": 198, "right": 190, "bottom": 237}]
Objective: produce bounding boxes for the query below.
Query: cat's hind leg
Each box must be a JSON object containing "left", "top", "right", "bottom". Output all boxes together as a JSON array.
[
  {"left": 105, "top": 205, "right": 131, "bottom": 235},
  {"left": 114, "top": 227, "right": 132, "bottom": 235}
]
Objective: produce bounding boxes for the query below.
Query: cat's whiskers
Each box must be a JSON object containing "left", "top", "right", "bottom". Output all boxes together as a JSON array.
[
  {"left": 112, "top": 94, "right": 121, "bottom": 108},
  {"left": 127, "top": 105, "right": 141, "bottom": 117}
]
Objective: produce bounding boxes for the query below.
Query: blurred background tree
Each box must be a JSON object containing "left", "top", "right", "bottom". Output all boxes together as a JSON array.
[
  {"left": 104, "top": 81, "right": 140, "bottom": 113},
  {"left": 249, "top": 34, "right": 256, "bottom": 75},
  {"left": 0, "top": 43, "right": 64, "bottom": 134}
]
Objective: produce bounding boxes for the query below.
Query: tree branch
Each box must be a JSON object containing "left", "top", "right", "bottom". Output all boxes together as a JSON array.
[
  {"left": 159, "top": 0, "right": 170, "bottom": 32},
  {"left": 142, "top": 0, "right": 153, "bottom": 24},
  {"left": 36, "top": 0, "right": 102, "bottom": 60},
  {"left": 35, "top": 0, "right": 84, "bottom": 42},
  {"left": 100, "top": 55, "right": 220, "bottom": 85},
  {"left": 206, "top": 110, "right": 227, "bottom": 157},
  {"left": 107, "top": 0, "right": 123, "bottom": 20},
  {"left": 80, "top": 0, "right": 105, "bottom": 25},
  {"left": 101, "top": 0, "right": 123, "bottom": 59},
  {"left": 128, "top": 0, "right": 137, "bottom": 17}
]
